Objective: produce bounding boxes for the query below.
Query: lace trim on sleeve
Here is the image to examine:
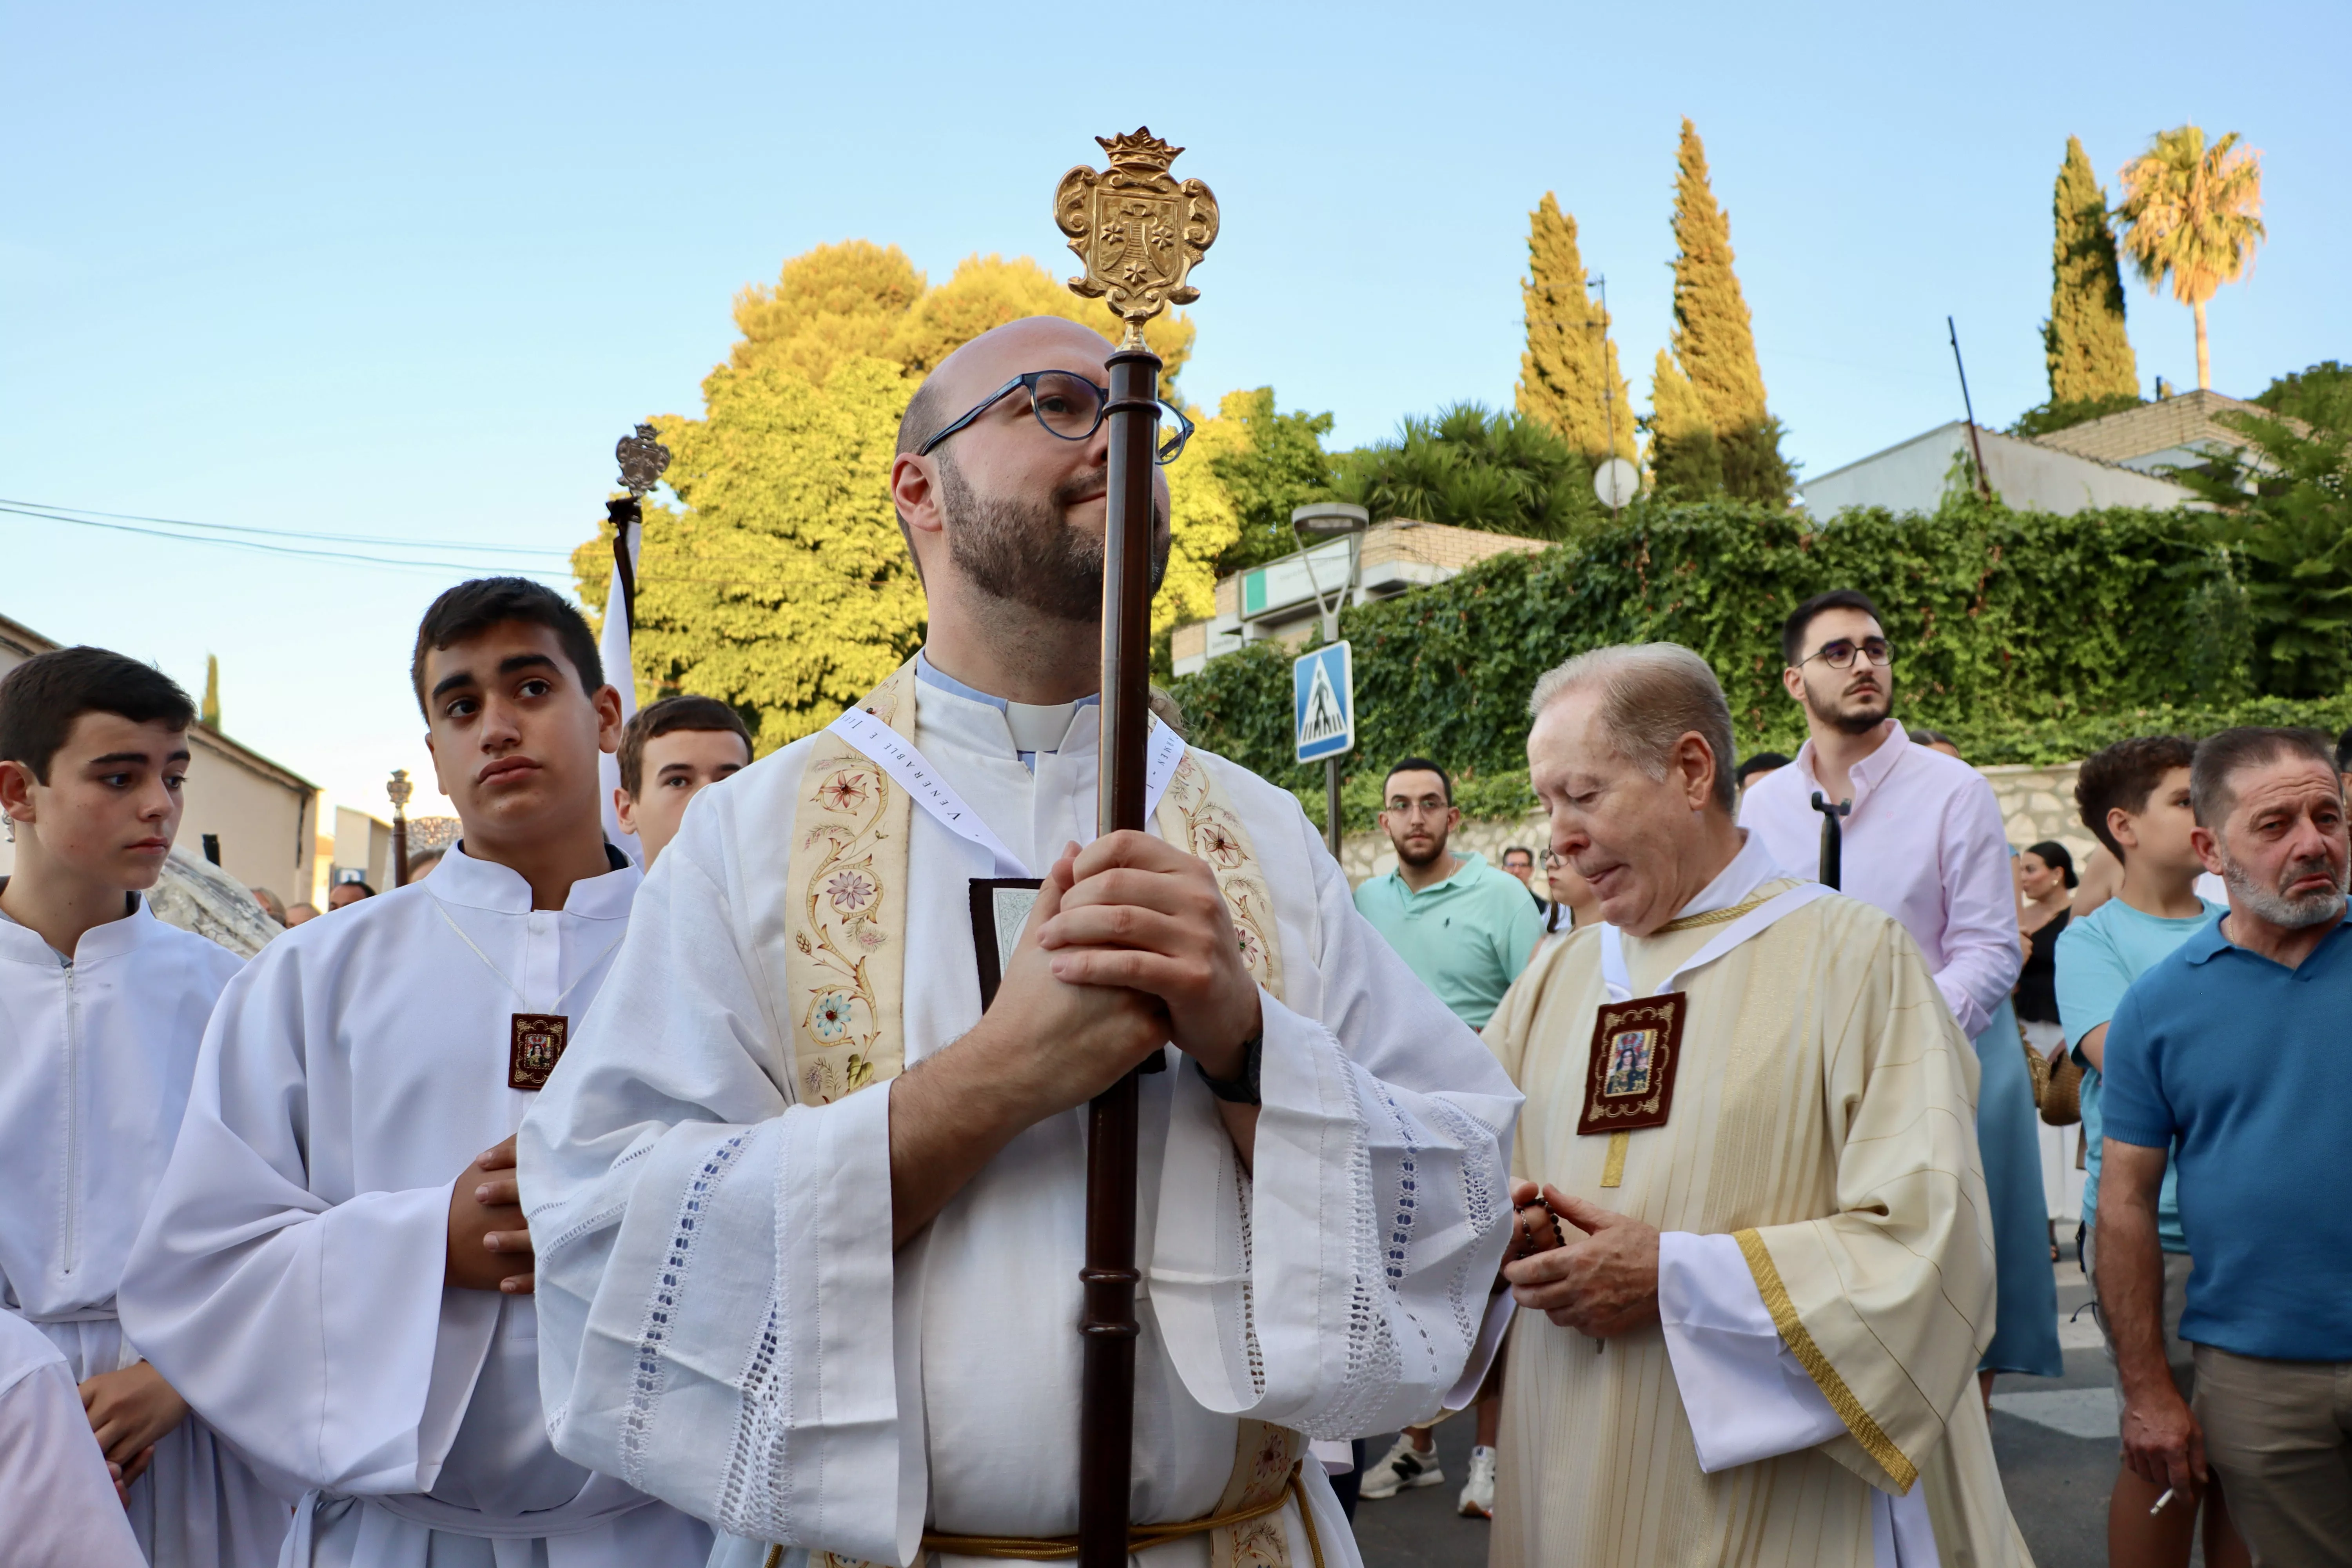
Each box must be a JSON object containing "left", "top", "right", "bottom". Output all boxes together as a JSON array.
[{"left": 622, "top": 1130, "right": 751, "bottom": 1488}]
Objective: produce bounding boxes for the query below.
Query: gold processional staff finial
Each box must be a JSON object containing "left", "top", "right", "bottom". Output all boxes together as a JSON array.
[{"left": 1054, "top": 128, "right": 1220, "bottom": 348}]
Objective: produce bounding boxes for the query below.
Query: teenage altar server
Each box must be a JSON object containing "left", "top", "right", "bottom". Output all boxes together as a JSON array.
[
  {"left": 520, "top": 316, "right": 1522, "bottom": 1568},
  {"left": 0, "top": 647, "right": 286, "bottom": 1567},
  {"left": 119, "top": 581, "right": 710, "bottom": 1566},
  {"left": 1486, "top": 644, "right": 2031, "bottom": 1567}
]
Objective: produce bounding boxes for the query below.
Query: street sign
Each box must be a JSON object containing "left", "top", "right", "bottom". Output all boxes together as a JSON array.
[{"left": 1294, "top": 641, "right": 1355, "bottom": 764}]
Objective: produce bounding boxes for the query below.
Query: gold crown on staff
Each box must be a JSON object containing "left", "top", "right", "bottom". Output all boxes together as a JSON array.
[{"left": 1054, "top": 127, "right": 1220, "bottom": 350}]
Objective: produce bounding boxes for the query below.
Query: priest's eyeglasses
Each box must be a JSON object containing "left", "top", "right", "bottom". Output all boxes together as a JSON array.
[
  {"left": 915, "top": 370, "right": 1196, "bottom": 465},
  {"left": 1801, "top": 637, "right": 1894, "bottom": 670}
]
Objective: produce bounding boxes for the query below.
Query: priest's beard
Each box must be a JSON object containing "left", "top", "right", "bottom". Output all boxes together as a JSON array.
[
  {"left": 2216, "top": 840, "right": 2348, "bottom": 928},
  {"left": 939, "top": 455, "right": 1170, "bottom": 623},
  {"left": 1802, "top": 674, "right": 1892, "bottom": 737}
]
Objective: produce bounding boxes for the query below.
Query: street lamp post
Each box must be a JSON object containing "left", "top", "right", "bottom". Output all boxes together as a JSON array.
[
  {"left": 388, "top": 769, "right": 413, "bottom": 887},
  {"left": 1291, "top": 502, "right": 1369, "bottom": 857}
]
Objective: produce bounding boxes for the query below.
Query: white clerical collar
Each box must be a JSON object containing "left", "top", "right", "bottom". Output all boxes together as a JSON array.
[
  {"left": 914, "top": 649, "right": 1100, "bottom": 764},
  {"left": 1676, "top": 829, "right": 1799, "bottom": 921},
  {"left": 427, "top": 841, "right": 640, "bottom": 918}
]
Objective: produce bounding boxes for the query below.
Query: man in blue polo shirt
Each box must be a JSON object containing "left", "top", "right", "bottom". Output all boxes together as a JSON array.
[{"left": 2101, "top": 727, "right": 2352, "bottom": 1566}]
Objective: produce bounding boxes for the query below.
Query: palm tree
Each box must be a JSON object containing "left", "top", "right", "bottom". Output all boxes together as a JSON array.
[{"left": 2112, "top": 126, "right": 2265, "bottom": 391}]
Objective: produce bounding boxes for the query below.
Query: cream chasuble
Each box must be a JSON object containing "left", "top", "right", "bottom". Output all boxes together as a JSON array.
[
  {"left": 1483, "top": 849, "right": 2032, "bottom": 1568},
  {"left": 521, "top": 661, "right": 1523, "bottom": 1568}
]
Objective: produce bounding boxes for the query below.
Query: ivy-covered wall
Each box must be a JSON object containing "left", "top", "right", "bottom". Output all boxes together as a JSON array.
[{"left": 1169, "top": 499, "right": 2323, "bottom": 827}]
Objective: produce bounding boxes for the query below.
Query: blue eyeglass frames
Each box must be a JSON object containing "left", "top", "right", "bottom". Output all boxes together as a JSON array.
[{"left": 914, "top": 370, "right": 1195, "bottom": 465}]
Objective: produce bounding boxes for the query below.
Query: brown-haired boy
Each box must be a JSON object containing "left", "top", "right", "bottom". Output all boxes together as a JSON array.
[
  {"left": 0, "top": 646, "right": 285, "bottom": 1566},
  {"left": 612, "top": 694, "right": 751, "bottom": 868},
  {"left": 119, "top": 579, "right": 709, "bottom": 1566}
]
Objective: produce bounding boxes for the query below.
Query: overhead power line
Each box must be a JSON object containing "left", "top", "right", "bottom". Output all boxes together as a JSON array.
[
  {"left": 0, "top": 501, "right": 577, "bottom": 579},
  {"left": 0, "top": 496, "right": 577, "bottom": 558}
]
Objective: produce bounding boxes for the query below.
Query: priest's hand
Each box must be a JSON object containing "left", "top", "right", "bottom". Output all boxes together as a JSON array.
[
  {"left": 1503, "top": 1185, "right": 1661, "bottom": 1338},
  {"left": 446, "top": 1135, "right": 534, "bottom": 1294},
  {"left": 79, "top": 1361, "right": 188, "bottom": 1486},
  {"left": 1036, "top": 832, "right": 1263, "bottom": 1081},
  {"left": 888, "top": 858, "right": 1173, "bottom": 1247},
  {"left": 1495, "top": 1178, "right": 1568, "bottom": 1285}
]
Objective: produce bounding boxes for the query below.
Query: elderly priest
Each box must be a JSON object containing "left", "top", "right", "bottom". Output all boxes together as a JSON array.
[{"left": 1483, "top": 644, "right": 2031, "bottom": 1568}]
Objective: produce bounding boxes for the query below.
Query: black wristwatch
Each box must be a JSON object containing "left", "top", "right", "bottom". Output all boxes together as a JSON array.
[{"left": 1194, "top": 1032, "right": 1263, "bottom": 1105}]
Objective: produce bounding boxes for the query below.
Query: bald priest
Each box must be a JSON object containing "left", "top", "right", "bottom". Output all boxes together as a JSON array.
[
  {"left": 519, "top": 316, "right": 1523, "bottom": 1568},
  {"left": 1483, "top": 644, "right": 2031, "bottom": 1568}
]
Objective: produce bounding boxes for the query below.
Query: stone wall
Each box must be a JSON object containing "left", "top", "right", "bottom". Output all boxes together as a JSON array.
[{"left": 1338, "top": 759, "right": 2093, "bottom": 888}]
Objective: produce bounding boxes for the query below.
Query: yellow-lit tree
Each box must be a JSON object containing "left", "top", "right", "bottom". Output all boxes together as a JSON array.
[
  {"left": 575, "top": 243, "right": 1220, "bottom": 751},
  {"left": 2114, "top": 126, "right": 2265, "bottom": 392}
]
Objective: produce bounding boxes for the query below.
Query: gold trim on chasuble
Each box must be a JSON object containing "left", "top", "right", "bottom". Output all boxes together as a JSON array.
[
  {"left": 778, "top": 663, "right": 1305, "bottom": 1564},
  {"left": 1733, "top": 1228, "right": 1920, "bottom": 1492}
]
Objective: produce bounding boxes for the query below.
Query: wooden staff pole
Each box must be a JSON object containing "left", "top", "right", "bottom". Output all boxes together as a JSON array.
[
  {"left": 1076, "top": 343, "right": 1161, "bottom": 1567},
  {"left": 1054, "top": 125, "right": 1219, "bottom": 1568}
]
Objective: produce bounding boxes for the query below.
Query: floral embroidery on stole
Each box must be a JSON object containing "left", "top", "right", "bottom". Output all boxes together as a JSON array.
[{"left": 781, "top": 663, "right": 1306, "bottom": 1564}]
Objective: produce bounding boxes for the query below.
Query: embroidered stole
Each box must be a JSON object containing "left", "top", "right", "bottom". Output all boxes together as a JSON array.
[{"left": 781, "top": 659, "right": 1301, "bottom": 1568}]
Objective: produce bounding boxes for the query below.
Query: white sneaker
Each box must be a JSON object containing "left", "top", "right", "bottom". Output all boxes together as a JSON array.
[
  {"left": 1357, "top": 1433, "right": 1444, "bottom": 1500},
  {"left": 1457, "top": 1445, "right": 1497, "bottom": 1518}
]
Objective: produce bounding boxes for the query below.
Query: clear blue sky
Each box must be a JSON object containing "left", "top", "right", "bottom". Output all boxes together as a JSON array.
[{"left": 6, "top": 1, "right": 2345, "bottom": 822}]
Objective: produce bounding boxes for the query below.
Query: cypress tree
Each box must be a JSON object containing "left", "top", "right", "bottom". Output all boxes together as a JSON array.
[
  {"left": 2045, "top": 136, "right": 2139, "bottom": 405},
  {"left": 201, "top": 654, "right": 221, "bottom": 729},
  {"left": 1644, "top": 349, "right": 1723, "bottom": 501},
  {"left": 1668, "top": 119, "right": 1792, "bottom": 505},
  {"left": 1515, "top": 193, "right": 1636, "bottom": 464}
]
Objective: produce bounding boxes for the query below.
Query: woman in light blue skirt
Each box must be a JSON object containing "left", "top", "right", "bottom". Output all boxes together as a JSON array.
[{"left": 1975, "top": 996, "right": 2064, "bottom": 1381}]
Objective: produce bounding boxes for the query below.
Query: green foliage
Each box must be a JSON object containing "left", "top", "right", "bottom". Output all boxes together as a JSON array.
[
  {"left": 1667, "top": 120, "right": 1793, "bottom": 506},
  {"left": 2008, "top": 393, "right": 2145, "bottom": 439},
  {"left": 1642, "top": 349, "right": 1722, "bottom": 502},
  {"left": 2045, "top": 136, "right": 2140, "bottom": 405},
  {"left": 2254, "top": 360, "right": 2352, "bottom": 428},
  {"left": 576, "top": 241, "right": 1237, "bottom": 747},
  {"left": 1515, "top": 193, "right": 1636, "bottom": 465},
  {"left": 200, "top": 654, "right": 221, "bottom": 730},
  {"left": 1171, "top": 499, "right": 2262, "bottom": 818},
  {"left": 574, "top": 356, "right": 925, "bottom": 755},
  {"left": 2176, "top": 387, "right": 2352, "bottom": 700},
  {"left": 1199, "top": 387, "right": 1338, "bottom": 578},
  {"left": 1330, "top": 403, "right": 1601, "bottom": 541}
]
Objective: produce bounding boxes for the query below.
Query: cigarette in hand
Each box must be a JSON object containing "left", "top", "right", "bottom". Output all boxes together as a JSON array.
[{"left": 2149, "top": 1487, "right": 2175, "bottom": 1516}]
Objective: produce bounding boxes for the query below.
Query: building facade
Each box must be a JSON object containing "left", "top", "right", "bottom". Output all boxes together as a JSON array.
[
  {"left": 0, "top": 612, "right": 319, "bottom": 904},
  {"left": 1171, "top": 520, "right": 1551, "bottom": 675}
]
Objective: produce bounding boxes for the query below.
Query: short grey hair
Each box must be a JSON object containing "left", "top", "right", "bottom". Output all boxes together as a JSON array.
[
  {"left": 2190, "top": 726, "right": 2339, "bottom": 827},
  {"left": 1528, "top": 643, "right": 1740, "bottom": 815}
]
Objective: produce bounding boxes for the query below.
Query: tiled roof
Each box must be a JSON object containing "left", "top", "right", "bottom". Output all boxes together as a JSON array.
[{"left": 2032, "top": 390, "right": 2267, "bottom": 465}]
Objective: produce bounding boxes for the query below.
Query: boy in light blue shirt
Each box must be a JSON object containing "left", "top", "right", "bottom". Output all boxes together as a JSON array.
[{"left": 2053, "top": 735, "right": 2231, "bottom": 1565}]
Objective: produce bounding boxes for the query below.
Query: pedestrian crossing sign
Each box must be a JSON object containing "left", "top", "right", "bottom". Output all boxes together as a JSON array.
[{"left": 1293, "top": 641, "right": 1355, "bottom": 764}]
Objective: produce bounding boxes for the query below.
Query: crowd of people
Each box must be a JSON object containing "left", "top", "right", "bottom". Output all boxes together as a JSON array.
[{"left": 3, "top": 312, "right": 2347, "bottom": 1568}]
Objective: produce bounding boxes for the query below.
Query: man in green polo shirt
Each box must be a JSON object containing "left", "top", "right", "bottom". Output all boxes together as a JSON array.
[
  {"left": 1353, "top": 757, "right": 1543, "bottom": 1512},
  {"left": 1353, "top": 757, "right": 1544, "bottom": 1032}
]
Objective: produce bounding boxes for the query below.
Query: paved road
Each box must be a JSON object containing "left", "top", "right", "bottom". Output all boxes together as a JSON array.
[{"left": 1351, "top": 1248, "right": 2160, "bottom": 1568}]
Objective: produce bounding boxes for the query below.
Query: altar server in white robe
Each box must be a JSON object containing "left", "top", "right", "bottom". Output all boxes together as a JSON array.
[
  {"left": 1488, "top": 644, "right": 2032, "bottom": 1567},
  {"left": 119, "top": 581, "right": 711, "bottom": 1567},
  {"left": 520, "top": 316, "right": 1524, "bottom": 1568},
  {"left": 0, "top": 646, "right": 287, "bottom": 1568}
]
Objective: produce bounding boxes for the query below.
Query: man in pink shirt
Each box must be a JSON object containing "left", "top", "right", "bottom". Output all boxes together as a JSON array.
[{"left": 1740, "top": 588, "right": 2062, "bottom": 1389}]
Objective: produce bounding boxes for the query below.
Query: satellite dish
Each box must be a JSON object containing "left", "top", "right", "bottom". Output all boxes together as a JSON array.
[{"left": 1593, "top": 457, "right": 1640, "bottom": 511}]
